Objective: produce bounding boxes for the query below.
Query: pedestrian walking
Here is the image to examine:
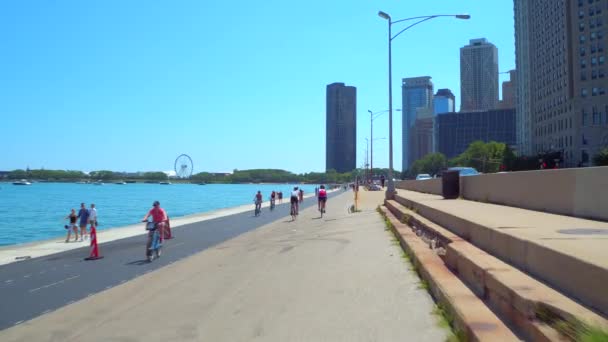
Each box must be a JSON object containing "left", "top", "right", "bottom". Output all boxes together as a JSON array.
[
  {"left": 278, "top": 191, "right": 283, "bottom": 203},
  {"left": 298, "top": 189, "right": 304, "bottom": 204},
  {"left": 65, "top": 209, "right": 79, "bottom": 242},
  {"left": 381, "top": 174, "right": 386, "bottom": 188},
  {"left": 89, "top": 203, "right": 98, "bottom": 229},
  {"left": 77, "top": 203, "right": 90, "bottom": 241}
]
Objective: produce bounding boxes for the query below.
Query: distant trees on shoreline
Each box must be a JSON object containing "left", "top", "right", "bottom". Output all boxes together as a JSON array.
[{"left": 4, "top": 168, "right": 367, "bottom": 184}]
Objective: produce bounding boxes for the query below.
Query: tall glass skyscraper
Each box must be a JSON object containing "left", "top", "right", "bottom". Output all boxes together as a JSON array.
[
  {"left": 433, "top": 88, "right": 456, "bottom": 115},
  {"left": 402, "top": 76, "right": 434, "bottom": 171}
]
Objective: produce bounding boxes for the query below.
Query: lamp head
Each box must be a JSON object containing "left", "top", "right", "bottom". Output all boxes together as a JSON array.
[
  {"left": 455, "top": 14, "right": 470, "bottom": 19},
  {"left": 378, "top": 11, "right": 390, "bottom": 20}
]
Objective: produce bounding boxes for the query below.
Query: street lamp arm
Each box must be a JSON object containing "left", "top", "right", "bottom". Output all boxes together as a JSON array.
[
  {"left": 391, "top": 16, "right": 436, "bottom": 41},
  {"left": 391, "top": 14, "right": 468, "bottom": 25}
]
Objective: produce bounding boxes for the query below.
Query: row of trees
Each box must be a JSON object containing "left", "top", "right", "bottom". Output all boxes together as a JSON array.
[
  {"left": 406, "top": 141, "right": 608, "bottom": 178},
  {"left": 5, "top": 168, "right": 360, "bottom": 184},
  {"left": 5, "top": 169, "right": 169, "bottom": 181},
  {"left": 191, "top": 169, "right": 356, "bottom": 184}
]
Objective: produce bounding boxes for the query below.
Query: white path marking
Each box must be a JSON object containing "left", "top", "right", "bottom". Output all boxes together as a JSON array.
[{"left": 28, "top": 275, "right": 80, "bottom": 293}]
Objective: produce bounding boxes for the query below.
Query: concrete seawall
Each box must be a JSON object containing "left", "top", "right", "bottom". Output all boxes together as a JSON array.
[{"left": 396, "top": 166, "right": 608, "bottom": 221}]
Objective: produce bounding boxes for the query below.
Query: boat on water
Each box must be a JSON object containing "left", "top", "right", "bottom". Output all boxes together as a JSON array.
[
  {"left": 115, "top": 181, "right": 127, "bottom": 185},
  {"left": 93, "top": 180, "right": 104, "bottom": 185},
  {"left": 13, "top": 179, "right": 31, "bottom": 185},
  {"left": 159, "top": 182, "right": 172, "bottom": 185},
  {"left": 198, "top": 182, "right": 207, "bottom": 185}
]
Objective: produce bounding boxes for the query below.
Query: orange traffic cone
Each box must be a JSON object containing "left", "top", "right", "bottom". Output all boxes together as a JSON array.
[{"left": 85, "top": 225, "right": 104, "bottom": 260}]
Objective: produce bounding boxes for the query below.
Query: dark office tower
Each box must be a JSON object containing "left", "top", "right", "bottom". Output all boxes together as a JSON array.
[
  {"left": 326, "top": 82, "right": 357, "bottom": 173},
  {"left": 515, "top": 0, "right": 608, "bottom": 166},
  {"left": 460, "top": 38, "right": 499, "bottom": 111}
]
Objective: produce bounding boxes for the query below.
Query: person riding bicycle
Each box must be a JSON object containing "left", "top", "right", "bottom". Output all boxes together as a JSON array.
[
  {"left": 254, "top": 191, "right": 263, "bottom": 212},
  {"left": 290, "top": 187, "right": 300, "bottom": 215},
  {"left": 318, "top": 185, "right": 327, "bottom": 212},
  {"left": 270, "top": 191, "right": 276, "bottom": 209},
  {"left": 142, "top": 201, "right": 168, "bottom": 260}
]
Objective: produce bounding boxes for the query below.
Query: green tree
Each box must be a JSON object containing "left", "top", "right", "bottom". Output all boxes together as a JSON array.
[{"left": 593, "top": 148, "right": 608, "bottom": 166}]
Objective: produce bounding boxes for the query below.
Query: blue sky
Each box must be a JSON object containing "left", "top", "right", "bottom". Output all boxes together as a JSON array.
[{"left": 0, "top": 1, "right": 514, "bottom": 174}]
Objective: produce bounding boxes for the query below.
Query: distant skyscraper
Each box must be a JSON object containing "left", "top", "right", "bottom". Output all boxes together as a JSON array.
[
  {"left": 498, "top": 70, "right": 517, "bottom": 109},
  {"left": 326, "top": 82, "right": 357, "bottom": 173},
  {"left": 402, "top": 76, "right": 434, "bottom": 171},
  {"left": 460, "top": 38, "right": 499, "bottom": 111},
  {"left": 433, "top": 88, "right": 456, "bottom": 115},
  {"left": 515, "top": 0, "right": 608, "bottom": 166}
]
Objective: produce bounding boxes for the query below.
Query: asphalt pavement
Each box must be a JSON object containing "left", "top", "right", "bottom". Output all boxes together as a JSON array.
[{"left": 0, "top": 190, "right": 343, "bottom": 330}]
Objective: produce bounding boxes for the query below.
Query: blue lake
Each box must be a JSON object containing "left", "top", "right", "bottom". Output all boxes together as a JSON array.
[{"left": 0, "top": 182, "right": 318, "bottom": 246}]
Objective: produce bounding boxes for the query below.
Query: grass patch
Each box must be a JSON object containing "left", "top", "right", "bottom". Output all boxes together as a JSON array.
[
  {"left": 432, "top": 303, "right": 466, "bottom": 342},
  {"left": 536, "top": 305, "right": 608, "bottom": 341},
  {"left": 418, "top": 279, "right": 430, "bottom": 290}
]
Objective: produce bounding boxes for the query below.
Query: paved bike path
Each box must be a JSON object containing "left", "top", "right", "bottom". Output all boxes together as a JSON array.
[{"left": 0, "top": 191, "right": 343, "bottom": 330}]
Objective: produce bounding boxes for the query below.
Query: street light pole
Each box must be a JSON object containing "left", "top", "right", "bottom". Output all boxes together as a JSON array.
[
  {"left": 367, "top": 110, "right": 374, "bottom": 180},
  {"left": 378, "top": 11, "right": 469, "bottom": 199}
]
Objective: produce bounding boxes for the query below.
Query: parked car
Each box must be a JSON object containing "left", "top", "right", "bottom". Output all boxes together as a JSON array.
[
  {"left": 447, "top": 167, "right": 479, "bottom": 176},
  {"left": 415, "top": 173, "right": 432, "bottom": 180}
]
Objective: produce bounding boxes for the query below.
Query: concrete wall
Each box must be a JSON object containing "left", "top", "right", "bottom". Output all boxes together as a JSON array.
[
  {"left": 396, "top": 167, "right": 608, "bottom": 221},
  {"left": 396, "top": 179, "right": 442, "bottom": 195},
  {"left": 461, "top": 166, "right": 608, "bottom": 221}
]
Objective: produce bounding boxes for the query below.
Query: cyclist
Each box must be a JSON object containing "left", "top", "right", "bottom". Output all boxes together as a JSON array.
[
  {"left": 254, "top": 191, "right": 263, "bottom": 214},
  {"left": 290, "top": 187, "right": 300, "bottom": 218},
  {"left": 318, "top": 185, "right": 327, "bottom": 213},
  {"left": 142, "top": 201, "right": 168, "bottom": 260},
  {"left": 270, "top": 191, "right": 276, "bottom": 210}
]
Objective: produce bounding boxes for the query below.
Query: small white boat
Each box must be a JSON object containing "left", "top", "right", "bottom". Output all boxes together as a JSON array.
[
  {"left": 13, "top": 179, "right": 31, "bottom": 185},
  {"left": 93, "top": 180, "right": 104, "bottom": 185},
  {"left": 159, "top": 182, "right": 172, "bottom": 185},
  {"left": 115, "top": 181, "right": 127, "bottom": 185}
]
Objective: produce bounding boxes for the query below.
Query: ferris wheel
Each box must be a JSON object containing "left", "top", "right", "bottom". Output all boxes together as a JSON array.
[{"left": 174, "top": 154, "right": 193, "bottom": 179}]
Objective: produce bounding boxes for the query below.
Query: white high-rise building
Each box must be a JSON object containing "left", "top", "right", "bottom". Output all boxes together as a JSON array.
[{"left": 460, "top": 38, "right": 499, "bottom": 112}]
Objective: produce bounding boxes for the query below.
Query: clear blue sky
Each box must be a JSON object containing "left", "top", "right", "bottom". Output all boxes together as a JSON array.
[{"left": 0, "top": 0, "right": 514, "bottom": 174}]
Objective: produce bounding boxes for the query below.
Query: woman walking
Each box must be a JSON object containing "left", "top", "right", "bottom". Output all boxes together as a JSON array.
[{"left": 65, "top": 209, "right": 79, "bottom": 242}]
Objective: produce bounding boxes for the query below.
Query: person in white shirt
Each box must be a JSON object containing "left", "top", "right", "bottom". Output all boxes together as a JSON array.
[
  {"left": 290, "top": 187, "right": 300, "bottom": 216},
  {"left": 89, "top": 203, "right": 98, "bottom": 228}
]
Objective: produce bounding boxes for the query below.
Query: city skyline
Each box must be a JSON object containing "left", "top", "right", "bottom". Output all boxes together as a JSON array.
[{"left": 0, "top": 1, "right": 516, "bottom": 173}]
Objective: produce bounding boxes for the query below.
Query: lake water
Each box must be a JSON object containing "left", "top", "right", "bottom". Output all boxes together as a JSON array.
[{"left": 0, "top": 182, "right": 318, "bottom": 246}]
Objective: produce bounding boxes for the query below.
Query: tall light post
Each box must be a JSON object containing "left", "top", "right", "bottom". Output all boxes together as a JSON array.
[
  {"left": 368, "top": 109, "right": 400, "bottom": 180},
  {"left": 378, "top": 11, "right": 470, "bottom": 199}
]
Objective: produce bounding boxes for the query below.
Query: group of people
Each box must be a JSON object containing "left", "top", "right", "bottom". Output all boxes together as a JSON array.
[
  {"left": 65, "top": 203, "right": 98, "bottom": 242},
  {"left": 253, "top": 186, "right": 327, "bottom": 218}
]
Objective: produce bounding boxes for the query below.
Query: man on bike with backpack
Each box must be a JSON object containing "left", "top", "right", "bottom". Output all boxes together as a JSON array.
[{"left": 142, "top": 201, "right": 168, "bottom": 260}]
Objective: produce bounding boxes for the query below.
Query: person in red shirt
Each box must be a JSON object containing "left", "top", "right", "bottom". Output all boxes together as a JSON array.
[
  {"left": 142, "top": 201, "right": 168, "bottom": 259},
  {"left": 318, "top": 185, "right": 328, "bottom": 213},
  {"left": 254, "top": 191, "right": 263, "bottom": 214}
]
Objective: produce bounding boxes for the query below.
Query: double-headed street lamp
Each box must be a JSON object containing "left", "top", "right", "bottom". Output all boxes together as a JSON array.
[
  {"left": 378, "top": 11, "right": 470, "bottom": 199},
  {"left": 368, "top": 109, "right": 400, "bottom": 180},
  {"left": 364, "top": 136, "right": 387, "bottom": 181}
]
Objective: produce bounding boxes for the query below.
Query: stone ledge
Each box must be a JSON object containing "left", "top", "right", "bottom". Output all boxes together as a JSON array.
[{"left": 379, "top": 205, "right": 519, "bottom": 341}]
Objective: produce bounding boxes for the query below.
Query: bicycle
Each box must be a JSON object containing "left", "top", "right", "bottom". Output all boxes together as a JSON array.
[
  {"left": 318, "top": 198, "right": 326, "bottom": 218},
  {"left": 290, "top": 200, "right": 298, "bottom": 220},
  {"left": 144, "top": 220, "right": 163, "bottom": 262},
  {"left": 254, "top": 200, "right": 262, "bottom": 216}
]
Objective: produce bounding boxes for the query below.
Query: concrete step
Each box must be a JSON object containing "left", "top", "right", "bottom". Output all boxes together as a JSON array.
[
  {"left": 385, "top": 199, "right": 608, "bottom": 341},
  {"left": 379, "top": 205, "right": 520, "bottom": 341},
  {"left": 393, "top": 191, "right": 608, "bottom": 317}
]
